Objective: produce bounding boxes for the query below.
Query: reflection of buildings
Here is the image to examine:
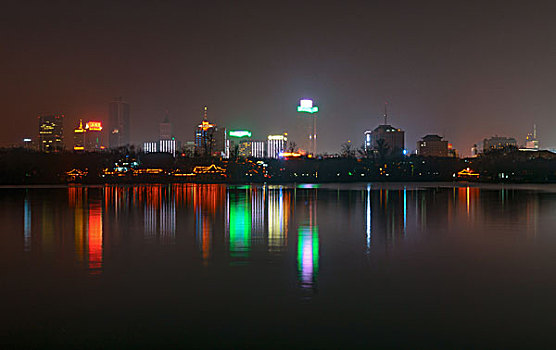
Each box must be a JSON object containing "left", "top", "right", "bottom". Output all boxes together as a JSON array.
[
  {"left": 193, "top": 184, "right": 225, "bottom": 263},
  {"left": 226, "top": 190, "right": 251, "bottom": 258},
  {"left": 142, "top": 186, "right": 176, "bottom": 244},
  {"left": 267, "top": 188, "right": 291, "bottom": 252},
  {"left": 88, "top": 201, "right": 103, "bottom": 274},
  {"left": 296, "top": 189, "right": 319, "bottom": 292},
  {"left": 24, "top": 193, "right": 32, "bottom": 252},
  {"left": 68, "top": 187, "right": 104, "bottom": 274},
  {"left": 251, "top": 188, "right": 266, "bottom": 245}
]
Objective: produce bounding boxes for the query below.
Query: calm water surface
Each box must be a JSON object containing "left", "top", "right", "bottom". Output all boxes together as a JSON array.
[{"left": 2, "top": 183, "right": 556, "bottom": 348}]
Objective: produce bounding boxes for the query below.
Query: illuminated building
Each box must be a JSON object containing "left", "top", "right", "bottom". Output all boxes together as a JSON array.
[
  {"left": 483, "top": 136, "right": 517, "bottom": 151},
  {"left": 297, "top": 99, "right": 318, "bottom": 156},
  {"left": 417, "top": 134, "right": 449, "bottom": 157},
  {"left": 238, "top": 140, "right": 265, "bottom": 158},
  {"left": 85, "top": 121, "right": 103, "bottom": 151},
  {"left": 159, "top": 138, "right": 176, "bottom": 157},
  {"left": 364, "top": 106, "right": 404, "bottom": 156},
  {"left": 267, "top": 134, "right": 288, "bottom": 159},
  {"left": 73, "top": 120, "right": 86, "bottom": 151},
  {"left": 22, "top": 138, "right": 34, "bottom": 150},
  {"left": 524, "top": 124, "right": 539, "bottom": 150},
  {"left": 108, "top": 97, "right": 130, "bottom": 148},
  {"left": 38, "top": 114, "right": 64, "bottom": 152},
  {"left": 195, "top": 106, "right": 216, "bottom": 154},
  {"left": 143, "top": 141, "right": 157, "bottom": 153}
]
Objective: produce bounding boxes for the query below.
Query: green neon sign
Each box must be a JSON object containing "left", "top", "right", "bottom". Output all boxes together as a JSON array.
[
  {"left": 297, "top": 99, "right": 319, "bottom": 114},
  {"left": 229, "top": 130, "right": 252, "bottom": 138}
]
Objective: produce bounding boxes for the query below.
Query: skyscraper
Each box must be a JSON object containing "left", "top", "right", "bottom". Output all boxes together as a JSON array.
[
  {"left": 160, "top": 111, "right": 172, "bottom": 140},
  {"left": 73, "top": 119, "right": 86, "bottom": 151},
  {"left": 108, "top": 97, "right": 130, "bottom": 148},
  {"left": 38, "top": 114, "right": 64, "bottom": 152},
  {"left": 267, "top": 134, "right": 288, "bottom": 158}
]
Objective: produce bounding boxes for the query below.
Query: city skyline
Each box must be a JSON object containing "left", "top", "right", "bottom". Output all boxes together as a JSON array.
[{"left": 2, "top": 1, "right": 556, "bottom": 155}]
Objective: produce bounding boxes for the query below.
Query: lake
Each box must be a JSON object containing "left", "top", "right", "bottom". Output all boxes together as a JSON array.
[{"left": 2, "top": 183, "right": 556, "bottom": 348}]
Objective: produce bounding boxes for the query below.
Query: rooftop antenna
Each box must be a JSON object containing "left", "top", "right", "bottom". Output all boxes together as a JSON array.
[
  {"left": 383, "top": 102, "right": 388, "bottom": 125},
  {"left": 203, "top": 106, "right": 208, "bottom": 121},
  {"left": 533, "top": 123, "right": 537, "bottom": 139}
]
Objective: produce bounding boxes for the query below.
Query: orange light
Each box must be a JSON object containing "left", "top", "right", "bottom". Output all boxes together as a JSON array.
[{"left": 86, "top": 121, "right": 103, "bottom": 131}]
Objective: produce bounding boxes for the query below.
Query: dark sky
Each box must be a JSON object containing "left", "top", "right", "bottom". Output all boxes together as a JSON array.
[{"left": 2, "top": 0, "right": 556, "bottom": 155}]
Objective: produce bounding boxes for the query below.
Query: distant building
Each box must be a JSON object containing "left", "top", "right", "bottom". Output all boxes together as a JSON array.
[
  {"left": 483, "top": 136, "right": 517, "bottom": 151},
  {"left": 143, "top": 142, "right": 157, "bottom": 153},
  {"left": 160, "top": 113, "right": 172, "bottom": 140},
  {"left": 267, "top": 134, "right": 288, "bottom": 158},
  {"left": 195, "top": 106, "right": 216, "bottom": 154},
  {"left": 73, "top": 120, "right": 86, "bottom": 151},
  {"left": 159, "top": 139, "right": 176, "bottom": 157},
  {"left": 417, "top": 135, "right": 449, "bottom": 157},
  {"left": 364, "top": 107, "right": 404, "bottom": 156},
  {"left": 238, "top": 140, "right": 265, "bottom": 158},
  {"left": 85, "top": 121, "right": 103, "bottom": 151},
  {"left": 524, "top": 124, "right": 539, "bottom": 150},
  {"left": 364, "top": 125, "right": 405, "bottom": 156},
  {"left": 108, "top": 97, "right": 130, "bottom": 148},
  {"left": 194, "top": 106, "right": 227, "bottom": 157},
  {"left": 38, "top": 114, "right": 64, "bottom": 152}
]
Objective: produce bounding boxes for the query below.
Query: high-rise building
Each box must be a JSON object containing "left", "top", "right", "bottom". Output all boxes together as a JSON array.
[
  {"left": 73, "top": 120, "right": 86, "bottom": 151},
  {"left": 417, "top": 134, "right": 449, "bottom": 157},
  {"left": 108, "top": 97, "right": 130, "bottom": 148},
  {"left": 483, "top": 136, "right": 517, "bottom": 151},
  {"left": 85, "top": 121, "right": 103, "bottom": 151},
  {"left": 364, "top": 106, "right": 404, "bottom": 156},
  {"left": 525, "top": 124, "right": 539, "bottom": 150},
  {"left": 238, "top": 140, "right": 265, "bottom": 158},
  {"left": 195, "top": 106, "right": 216, "bottom": 154},
  {"left": 143, "top": 142, "right": 157, "bottom": 153},
  {"left": 194, "top": 106, "right": 227, "bottom": 157},
  {"left": 160, "top": 112, "right": 172, "bottom": 140},
  {"left": 267, "top": 134, "right": 288, "bottom": 158},
  {"left": 159, "top": 139, "right": 176, "bottom": 157},
  {"left": 38, "top": 114, "right": 64, "bottom": 152}
]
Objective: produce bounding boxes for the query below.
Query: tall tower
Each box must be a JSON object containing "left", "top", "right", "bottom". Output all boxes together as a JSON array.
[
  {"left": 297, "top": 99, "right": 319, "bottom": 156},
  {"left": 160, "top": 110, "right": 172, "bottom": 140},
  {"left": 108, "top": 97, "right": 130, "bottom": 148}
]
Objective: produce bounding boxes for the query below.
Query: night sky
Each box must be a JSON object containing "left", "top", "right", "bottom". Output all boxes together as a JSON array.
[{"left": 2, "top": 0, "right": 556, "bottom": 155}]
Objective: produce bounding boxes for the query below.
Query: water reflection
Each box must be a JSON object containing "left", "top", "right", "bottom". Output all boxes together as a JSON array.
[{"left": 15, "top": 184, "right": 549, "bottom": 284}]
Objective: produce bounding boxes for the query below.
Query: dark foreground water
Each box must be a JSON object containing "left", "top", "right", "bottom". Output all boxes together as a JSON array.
[{"left": 2, "top": 183, "right": 556, "bottom": 349}]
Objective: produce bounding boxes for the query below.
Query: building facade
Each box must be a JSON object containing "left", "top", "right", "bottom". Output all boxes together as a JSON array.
[
  {"left": 38, "top": 114, "right": 64, "bottom": 152},
  {"left": 364, "top": 124, "right": 405, "bottom": 156},
  {"left": 238, "top": 140, "right": 265, "bottom": 158},
  {"left": 267, "top": 134, "right": 288, "bottom": 158},
  {"left": 108, "top": 97, "right": 130, "bottom": 148},
  {"left": 417, "top": 134, "right": 449, "bottom": 157},
  {"left": 73, "top": 120, "right": 86, "bottom": 151},
  {"left": 483, "top": 136, "right": 517, "bottom": 151}
]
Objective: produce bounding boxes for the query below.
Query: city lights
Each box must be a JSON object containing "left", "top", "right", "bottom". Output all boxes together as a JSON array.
[
  {"left": 86, "top": 121, "right": 103, "bottom": 131},
  {"left": 229, "top": 130, "right": 252, "bottom": 138},
  {"left": 297, "top": 99, "right": 318, "bottom": 114}
]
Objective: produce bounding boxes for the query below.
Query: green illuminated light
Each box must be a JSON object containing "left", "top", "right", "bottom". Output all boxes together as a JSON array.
[
  {"left": 297, "top": 106, "right": 319, "bottom": 114},
  {"left": 229, "top": 130, "right": 252, "bottom": 138}
]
